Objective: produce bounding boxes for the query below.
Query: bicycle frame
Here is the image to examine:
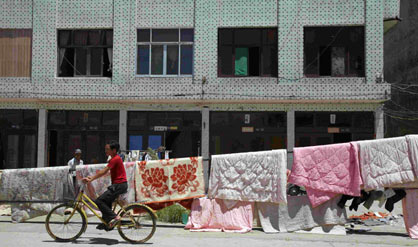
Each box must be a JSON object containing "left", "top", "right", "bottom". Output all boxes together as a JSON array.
[{"left": 65, "top": 185, "right": 135, "bottom": 227}]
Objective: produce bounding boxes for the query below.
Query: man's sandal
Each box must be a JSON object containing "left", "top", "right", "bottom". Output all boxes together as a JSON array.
[
  {"left": 96, "top": 223, "right": 106, "bottom": 230},
  {"left": 108, "top": 217, "right": 121, "bottom": 229}
]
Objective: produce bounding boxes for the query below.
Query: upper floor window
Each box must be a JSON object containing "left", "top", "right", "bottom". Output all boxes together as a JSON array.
[
  {"left": 0, "top": 29, "right": 32, "bottom": 77},
  {"left": 218, "top": 28, "right": 277, "bottom": 77},
  {"left": 58, "top": 30, "right": 113, "bottom": 77},
  {"left": 137, "top": 29, "right": 193, "bottom": 76},
  {"left": 304, "top": 26, "right": 365, "bottom": 77}
]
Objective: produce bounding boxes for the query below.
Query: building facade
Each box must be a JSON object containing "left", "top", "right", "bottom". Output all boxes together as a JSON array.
[
  {"left": 0, "top": 1, "right": 399, "bottom": 178},
  {"left": 384, "top": 0, "right": 418, "bottom": 137}
]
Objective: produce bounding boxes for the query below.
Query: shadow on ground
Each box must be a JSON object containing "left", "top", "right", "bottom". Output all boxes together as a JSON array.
[
  {"left": 43, "top": 237, "right": 153, "bottom": 245},
  {"left": 347, "top": 229, "right": 409, "bottom": 238}
]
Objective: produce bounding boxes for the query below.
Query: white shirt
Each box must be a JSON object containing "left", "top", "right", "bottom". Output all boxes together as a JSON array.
[{"left": 68, "top": 158, "right": 83, "bottom": 176}]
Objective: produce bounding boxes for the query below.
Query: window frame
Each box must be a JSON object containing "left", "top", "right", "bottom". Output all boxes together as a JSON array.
[
  {"left": 217, "top": 28, "right": 278, "bottom": 78},
  {"left": 57, "top": 29, "right": 113, "bottom": 78},
  {"left": 303, "top": 26, "right": 365, "bottom": 78},
  {"left": 136, "top": 28, "right": 194, "bottom": 77}
]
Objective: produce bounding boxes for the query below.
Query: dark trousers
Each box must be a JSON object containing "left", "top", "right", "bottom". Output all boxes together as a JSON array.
[{"left": 95, "top": 182, "right": 128, "bottom": 223}]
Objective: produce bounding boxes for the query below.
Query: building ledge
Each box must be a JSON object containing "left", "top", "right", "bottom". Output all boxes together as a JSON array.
[{"left": 0, "top": 82, "right": 391, "bottom": 102}]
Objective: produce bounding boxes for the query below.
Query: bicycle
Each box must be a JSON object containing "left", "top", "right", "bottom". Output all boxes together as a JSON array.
[{"left": 45, "top": 183, "right": 157, "bottom": 243}]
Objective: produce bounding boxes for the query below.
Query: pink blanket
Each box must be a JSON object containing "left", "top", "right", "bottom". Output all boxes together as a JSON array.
[
  {"left": 289, "top": 142, "right": 362, "bottom": 207},
  {"left": 402, "top": 189, "right": 418, "bottom": 239},
  {"left": 185, "top": 197, "right": 254, "bottom": 233}
]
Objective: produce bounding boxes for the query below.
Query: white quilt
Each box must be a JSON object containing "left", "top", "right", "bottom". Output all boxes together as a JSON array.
[
  {"left": 406, "top": 135, "right": 418, "bottom": 177},
  {"left": 358, "top": 137, "right": 416, "bottom": 191},
  {"left": 0, "top": 166, "right": 69, "bottom": 222},
  {"left": 208, "top": 150, "right": 287, "bottom": 204},
  {"left": 0, "top": 163, "right": 137, "bottom": 222},
  {"left": 257, "top": 195, "right": 347, "bottom": 233}
]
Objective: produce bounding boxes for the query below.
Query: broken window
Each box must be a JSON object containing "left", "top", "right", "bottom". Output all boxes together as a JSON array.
[
  {"left": 304, "top": 26, "right": 365, "bottom": 77},
  {"left": 58, "top": 30, "right": 113, "bottom": 77},
  {"left": 218, "top": 28, "right": 277, "bottom": 77},
  {"left": 137, "top": 29, "right": 193, "bottom": 76},
  {"left": 0, "top": 29, "right": 32, "bottom": 77}
]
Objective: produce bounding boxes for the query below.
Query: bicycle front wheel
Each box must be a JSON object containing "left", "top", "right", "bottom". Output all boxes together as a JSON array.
[
  {"left": 117, "top": 204, "right": 157, "bottom": 244},
  {"left": 45, "top": 203, "right": 87, "bottom": 242}
]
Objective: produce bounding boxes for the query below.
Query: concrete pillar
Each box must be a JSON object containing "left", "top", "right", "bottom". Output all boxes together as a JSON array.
[
  {"left": 287, "top": 109, "right": 295, "bottom": 169},
  {"left": 365, "top": 0, "right": 384, "bottom": 84},
  {"left": 37, "top": 109, "right": 48, "bottom": 167},
  {"left": 112, "top": 0, "right": 132, "bottom": 84},
  {"left": 201, "top": 107, "right": 210, "bottom": 191},
  {"left": 32, "top": 0, "right": 57, "bottom": 83},
  {"left": 375, "top": 106, "right": 384, "bottom": 139},
  {"left": 119, "top": 109, "right": 128, "bottom": 151}
]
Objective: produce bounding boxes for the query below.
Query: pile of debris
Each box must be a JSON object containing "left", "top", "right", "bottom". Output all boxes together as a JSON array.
[{"left": 346, "top": 212, "right": 403, "bottom": 233}]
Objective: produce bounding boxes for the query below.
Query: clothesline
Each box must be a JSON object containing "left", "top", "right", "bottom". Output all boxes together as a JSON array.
[
  {"left": 0, "top": 200, "right": 69, "bottom": 204},
  {"left": 0, "top": 136, "right": 417, "bottom": 239}
]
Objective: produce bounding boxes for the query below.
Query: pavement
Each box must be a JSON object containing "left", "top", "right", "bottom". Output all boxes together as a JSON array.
[
  {"left": 0, "top": 214, "right": 416, "bottom": 247},
  {"left": 0, "top": 202, "right": 416, "bottom": 246}
]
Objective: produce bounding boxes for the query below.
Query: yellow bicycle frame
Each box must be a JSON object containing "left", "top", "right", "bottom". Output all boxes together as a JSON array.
[{"left": 65, "top": 189, "right": 156, "bottom": 227}]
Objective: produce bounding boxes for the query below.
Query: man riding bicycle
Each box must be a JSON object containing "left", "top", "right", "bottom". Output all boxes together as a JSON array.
[{"left": 82, "top": 141, "right": 127, "bottom": 230}]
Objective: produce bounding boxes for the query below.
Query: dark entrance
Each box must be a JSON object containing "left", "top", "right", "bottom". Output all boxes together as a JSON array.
[
  {"left": 333, "top": 133, "right": 352, "bottom": 144},
  {"left": 127, "top": 111, "right": 201, "bottom": 158},
  {"left": 0, "top": 110, "right": 38, "bottom": 169},
  {"left": 48, "top": 110, "right": 119, "bottom": 166},
  {"left": 210, "top": 112, "right": 287, "bottom": 155},
  {"left": 295, "top": 111, "right": 374, "bottom": 147}
]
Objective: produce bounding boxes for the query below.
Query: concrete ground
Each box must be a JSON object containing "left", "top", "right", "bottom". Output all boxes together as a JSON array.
[
  {"left": 0, "top": 202, "right": 415, "bottom": 246},
  {"left": 0, "top": 212, "right": 416, "bottom": 247}
]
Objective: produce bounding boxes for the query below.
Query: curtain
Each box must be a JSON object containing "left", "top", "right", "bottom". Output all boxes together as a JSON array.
[
  {"left": 0, "top": 29, "right": 32, "bottom": 77},
  {"left": 74, "top": 30, "right": 88, "bottom": 46},
  {"left": 331, "top": 47, "right": 345, "bottom": 76},
  {"left": 59, "top": 30, "right": 70, "bottom": 46},
  {"left": 105, "top": 30, "right": 113, "bottom": 46},
  {"left": 235, "top": 47, "right": 248, "bottom": 76},
  {"left": 88, "top": 30, "right": 101, "bottom": 45},
  {"left": 58, "top": 31, "right": 70, "bottom": 75},
  {"left": 58, "top": 48, "right": 66, "bottom": 72},
  {"left": 107, "top": 48, "right": 113, "bottom": 72}
]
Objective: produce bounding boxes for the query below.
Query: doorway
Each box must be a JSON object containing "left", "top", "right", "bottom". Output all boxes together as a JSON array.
[{"left": 333, "top": 133, "right": 352, "bottom": 144}]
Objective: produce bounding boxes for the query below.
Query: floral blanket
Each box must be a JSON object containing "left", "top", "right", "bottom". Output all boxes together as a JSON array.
[
  {"left": 135, "top": 157, "right": 205, "bottom": 203},
  {"left": 75, "top": 162, "right": 136, "bottom": 205}
]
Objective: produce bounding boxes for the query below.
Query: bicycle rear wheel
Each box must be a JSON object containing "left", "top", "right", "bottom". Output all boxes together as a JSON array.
[
  {"left": 45, "top": 203, "right": 87, "bottom": 242},
  {"left": 117, "top": 204, "right": 157, "bottom": 244}
]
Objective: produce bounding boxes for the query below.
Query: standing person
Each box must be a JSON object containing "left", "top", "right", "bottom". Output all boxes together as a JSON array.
[
  {"left": 82, "top": 141, "right": 127, "bottom": 230},
  {"left": 68, "top": 149, "right": 83, "bottom": 169},
  {"left": 68, "top": 149, "right": 83, "bottom": 185},
  {"left": 65, "top": 149, "right": 83, "bottom": 214}
]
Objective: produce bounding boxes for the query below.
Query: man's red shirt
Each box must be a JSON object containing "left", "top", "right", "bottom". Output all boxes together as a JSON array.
[{"left": 106, "top": 155, "right": 127, "bottom": 184}]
